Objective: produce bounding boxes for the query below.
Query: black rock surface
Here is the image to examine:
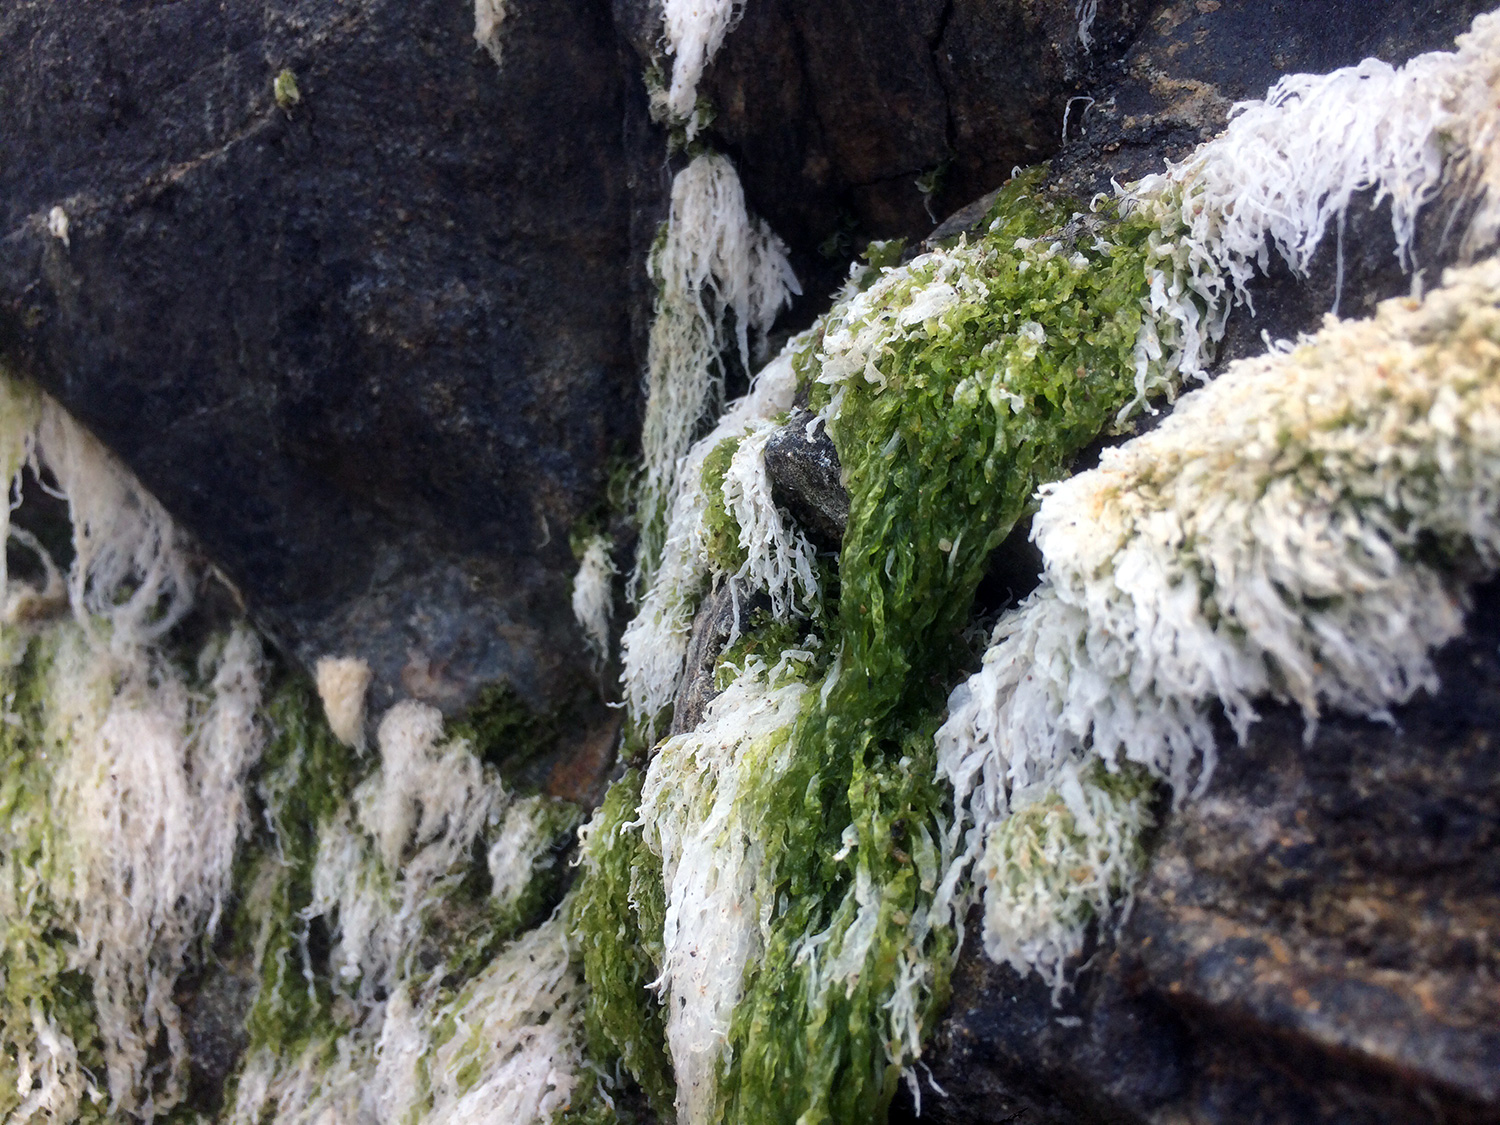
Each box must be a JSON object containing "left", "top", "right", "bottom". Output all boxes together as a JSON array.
[{"left": 0, "top": 0, "right": 644, "bottom": 724}]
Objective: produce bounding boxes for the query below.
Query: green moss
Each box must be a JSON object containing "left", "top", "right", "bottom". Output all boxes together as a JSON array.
[
  {"left": 986, "top": 762, "right": 1156, "bottom": 933},
  {"left": 714, "top": 611, "right": 810, "bottom": 691},
  {"left": 447, "top": 681, "right": 558, "bottom": 780},
  {"left": 0, "top": 628, "right": 109, "bottom": 1123},
  {"left": 240, "top": 678, "right": 361, "bottom": 1058},
  {"left": 701, "top": 434, "right": 748, "bottom": 574},
  {"left": 438, "top": 796, "right": 582, "bottom": 985},
  {"left": 569, "top": 771, "right": 674, "bottom": 1116},
  {"left": 707, "top": 168, "right": 1174, "bottom": 1123},
  {"left": 273, "top": 69, "right": 300, "bottom": 110}
]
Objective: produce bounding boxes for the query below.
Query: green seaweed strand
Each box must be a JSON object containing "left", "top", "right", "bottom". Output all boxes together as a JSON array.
[
  {"left": 567, "top": 770, "right": 674, "bottom": 1117},
  {"left": 720, "top": 171, "right": 1163, "bottom": 1123}
]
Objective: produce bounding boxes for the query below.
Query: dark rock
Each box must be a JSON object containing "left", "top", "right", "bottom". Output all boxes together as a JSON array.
[
  {"left": 668, "top": 582, "right": 771, "bottom": 739},
  {"left": 182, "top": 955, "right": 259, "bottom": 1116},
  {"left": 1048, "top": 0, "right": 1496, "bottom": 201},
  {"left": 644, "top": 0, "right": 1153, "bottom": 307},
  {"left": 763, "top": 408, "right": 848, "bottom": 552},
  {"left": 0, "top": 0, "right": 642, "bottom": 726}
]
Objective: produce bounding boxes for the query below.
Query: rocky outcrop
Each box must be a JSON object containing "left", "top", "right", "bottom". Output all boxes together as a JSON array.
[
  {"left": 0, "top": 0, "right": 644, "bottom": 725},
  {"left": 5, "top": 1, "right": 1500, "bottom": 1121}
]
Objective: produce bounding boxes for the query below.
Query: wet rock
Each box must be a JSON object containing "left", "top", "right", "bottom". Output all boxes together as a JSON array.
[
  {"left": 669, "top": 582, "right": 771, "bottom": 738},
  {"left": 606, "top": 0, "right": 1151, "bottom": 305},
  {"left": 763, "top": 408, "right": 848, "bottom": 552},
  {"left": 182, "top": 955, "right": 259, "bottom": 1116},
  {"left": 1048, "top": 0, "right": 1495, "bottom": 200}
]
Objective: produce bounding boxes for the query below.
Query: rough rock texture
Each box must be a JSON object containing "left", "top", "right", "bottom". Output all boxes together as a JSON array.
[
  {"left": 5, "top": 0, "right": 1500, "bottom": 1118},
  {"left": 0, "top": 0, "right": 644, "bottom": 725},
  {"left": 673, "top": 7, "right": 1500, "bottom": 1120},
  {"left": 1049, "top": 0, "right": 1496, "bottom": 198},
  {"left": 762, "top": 407, "right": 847, "bottom": 552},
  {"left": 666, "top": 581, "right": 770, "bottom": 739}
]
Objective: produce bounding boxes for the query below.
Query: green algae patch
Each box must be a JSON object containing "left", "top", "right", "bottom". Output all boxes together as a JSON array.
[
  {"left": 569, "top": 770, "right": 674, "bottom": 1116},
  {"left": 701, "top": 434, "right": 748, "bottom": 574},
  {"left": 448, "top": 680, "right": 559, "bottom": 779},
  {"left": 0, "top": 628, "right": 109, "bottom": 1123},
  {"left": 239, "top": 678, "right": 362, "bottom": 1059},
  {"left": 704, "top": 168, "right": 1177, "bottom": 1122},
  {"left": 593, "top": 165, "right": 1190, "bottom": 1125},
  {"left": 439, "top": 794, "right": 583, "bottom": 986}
]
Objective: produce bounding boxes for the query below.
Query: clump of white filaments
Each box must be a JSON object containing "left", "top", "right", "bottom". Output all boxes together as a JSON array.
[
  {"left": 639, "top": 650, "right": 813, "bottom": 1125},
  {"left": 0, "top": 375, "right": 268, "bottom": 1120},
  {"left": 1126, "top": 9, "right": 1500, "bottom": 397},
  {"left": 635, "top": 153, "right": 800, "bottom": 591},
  {"left": 473, "top": 0, "right": 508, "bottom": 65},
  {"left": 939, "top": 256, "right": 1500, "bottom": 987},
  {"left": 232, "top": 912, "right": 584, "bottom": 1125},
  {"left": 571, "top": 533, "right": 616, "bottom": 663},
  {"left": 720, "top": 418, "right": 820, "bottom": 620},
  {"left": 316, "top": 654, "right": 372, "bottom": 750},
  {"left": 229, "top": 703, "right": 585, "bottom": 1125},
  {"left": 660, "top": 0, "right": 745, "bottom": 131},
  {"left": 622, "top": 339, "right": 813, "bottom": 734},
  {"left": 1075, "top": 0, "right": 1098, "bottom": 51},
  {"left": 314, "top": 701, "right": 507, "bottom": 998}
]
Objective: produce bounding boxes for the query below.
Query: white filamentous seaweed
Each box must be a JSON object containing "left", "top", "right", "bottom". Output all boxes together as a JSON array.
[
  {"left": 639, "top": 652, "right": 812, "bottom": 1125},
  {"left": 973, "top": 764, "right": 1154, "bottom": 991},
  {"left": 940, "top": 257, "right": 1500, "bottom": 985},
  {"left": 722, "top": 419, "right": 821, "bottom": 621},
  {"left": 1075, "top": 0, "right": 1098, "bottom": 51},
  {"left": 56, "top": 627, "right": 265, "bottom": 1112},
  {"left": 0, "top": 372, "right": 269, "bottom": 1121},
  {"left": 1126, "top": 11, "right": 1500, "bottom": 390},
  {"left": 635, "top": 154, "right": 800, "bottom": 589},
  {"left": 313, "top": 701, "right": 506, "bottom": 997},
  {"left": 660, "top": 0, "right": 745, "bottom": 130},
  {"left": 316, "top": 655, "right": 373, "bottom": 750},
  {"left": 231, "top": 704, "right": 583, "bottom": 1125},
  {"left": 571, "top": 533, "right": 617, "bottom": 663},
  {"left": 27, "top": 397, "right": 196, "bottom": 648},
  {"left": 622, "top": 340, "right": 801, "bottom": 732},
  {"left": 474, "top": 0, "right": 508, "bottom": 65},
  {"left": 231, "top": 914, "right": 583, "bottom": 1125}
]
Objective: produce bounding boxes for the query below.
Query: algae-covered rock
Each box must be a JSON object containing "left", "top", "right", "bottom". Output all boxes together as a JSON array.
[
  {"left": 904, "top": 577, "right": 1500, "bottom": 1125},
  {"left": 6, "top": 0, "right": 1500, "bottom": 1122}
]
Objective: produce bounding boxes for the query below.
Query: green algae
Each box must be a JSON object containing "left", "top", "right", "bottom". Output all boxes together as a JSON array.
[
  {"left": 439, "top": 795, "right": 582, "bottom": 986},
  {"left": 239, "top": 678, "right": 362, "bottom": 1059},
  {"left": 568, "top": 771, "right": 674, "bottom": 1117},
  {"left": 0, "top": 628, "right": 109, "bottom": 1123},
  {"left": 578, "top": 163, "right": 1180, "bottom": 1124},
  {"left": 709, "top": 169, "right": 1170, "bottom": 1123},
  {"left": 572, "top": 167, "right": 1185, "bottom": 1124},
  {"left": 714, "top": 611, "right": 809, "bottom": 691},
  {"left": 448, "top": 680, "right": 559, "bottom": 780},
  {"left": 700, "top": 434, "right": 748, "bottom": 574}
]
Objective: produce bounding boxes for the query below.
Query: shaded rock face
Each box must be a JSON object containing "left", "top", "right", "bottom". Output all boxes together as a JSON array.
[
  {"left": 1050, "top": 0, "right": 1497, "bottom": 198},
  {"left": 0, "top": 0, "right": 642, "bottom": 719},
  {"left": 682, "top": 0, "right": 1154, "bottom": 302}
]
